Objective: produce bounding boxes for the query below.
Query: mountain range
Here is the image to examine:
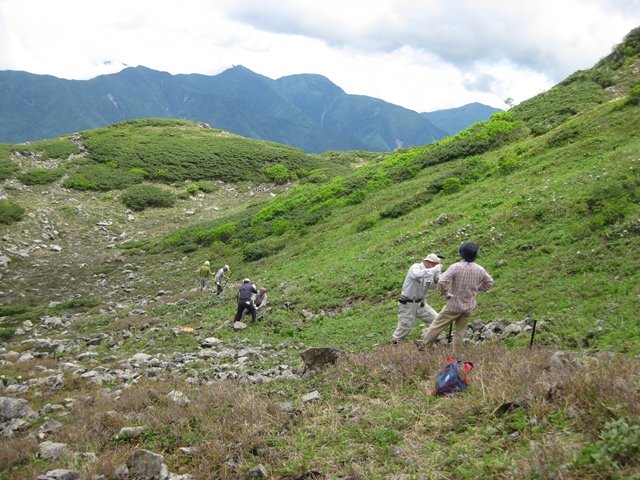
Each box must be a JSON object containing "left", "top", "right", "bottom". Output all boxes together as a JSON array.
[{"left": 0, "top": 65, "right": 500, "bottom": 153}]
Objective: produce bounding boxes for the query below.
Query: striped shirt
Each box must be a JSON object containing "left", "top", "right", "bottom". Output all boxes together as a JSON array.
[{"left": 437, "top": 261, "right": 493, "bottom": 313}]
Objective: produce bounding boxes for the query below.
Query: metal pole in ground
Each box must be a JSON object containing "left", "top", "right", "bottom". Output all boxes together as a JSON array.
[
  {"left": 529, "top": 319, "right": 538, "bottom": 348},
  {"left": 446, "top": 323, "right": 453, "bottom": 344}
]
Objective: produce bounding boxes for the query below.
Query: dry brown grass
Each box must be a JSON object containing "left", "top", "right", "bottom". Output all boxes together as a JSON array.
[{"left": 1, "top": 344, "right": 638, "bottom": 479}]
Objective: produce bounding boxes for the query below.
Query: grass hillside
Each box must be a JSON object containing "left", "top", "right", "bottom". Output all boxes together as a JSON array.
[{"left": 0, "top": 27, "right": 639, "bottom": 480}]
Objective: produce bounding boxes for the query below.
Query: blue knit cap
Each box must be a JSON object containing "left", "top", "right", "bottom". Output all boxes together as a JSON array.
[{"left": 459, "top": 242, "right": 478, "bottom": 262}]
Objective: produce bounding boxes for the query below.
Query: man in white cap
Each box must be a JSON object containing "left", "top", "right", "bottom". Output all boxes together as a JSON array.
[
  {"left": 391, "top": 253, "right": 444, "bottom": 343},
  {"left": 198, "top": 260, "right": 212, "bottom": 291},
  {"left": 214, "top": 265, "right": 230, "bottom": 295}
]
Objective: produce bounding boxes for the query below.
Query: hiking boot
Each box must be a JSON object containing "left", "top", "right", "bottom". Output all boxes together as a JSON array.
[{"left": 413, "top": 340, "right": 425, "bottom": 350}]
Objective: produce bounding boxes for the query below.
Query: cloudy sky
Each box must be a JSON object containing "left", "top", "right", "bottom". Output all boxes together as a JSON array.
[{"left": 0, "top": 0, "right": 638, "bottom": 113}]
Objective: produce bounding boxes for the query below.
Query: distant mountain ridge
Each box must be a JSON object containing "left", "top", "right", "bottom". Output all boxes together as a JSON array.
[
  {"left": 0, "top": 65, "right": 497, "bottom": 153},
  {"left": 422, "top": 102, "right": 503, "bottom": 136}
]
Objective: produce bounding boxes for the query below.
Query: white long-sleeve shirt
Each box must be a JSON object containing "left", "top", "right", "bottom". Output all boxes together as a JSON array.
[
  {"left": 400, "top": 262, "right": 443, "bottom": 301},
  {"left": 214, "top": 268, "right": 227, "bottom": 283}
]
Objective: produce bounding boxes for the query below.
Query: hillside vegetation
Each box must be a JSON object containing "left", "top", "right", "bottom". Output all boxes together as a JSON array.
[{"left": 0, "top": 27, "right": 639, "bottom": 480}]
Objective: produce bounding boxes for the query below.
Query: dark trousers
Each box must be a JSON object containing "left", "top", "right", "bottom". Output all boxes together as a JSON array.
[
  {"left": 216, "top": 283, "right": 223, "bottom": 295},
  {"left": 234, "top": 301, "right": 256, "bottom": 323}
]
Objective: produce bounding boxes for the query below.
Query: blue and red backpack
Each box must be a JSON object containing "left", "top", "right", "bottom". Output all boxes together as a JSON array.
[{"left": 431, "top": 356, "right": 474, "bottom": 396}]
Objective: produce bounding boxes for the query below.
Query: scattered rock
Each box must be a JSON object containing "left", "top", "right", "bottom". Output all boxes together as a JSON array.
[
  {"left": 247, "top": 464, "right": 268, "bottom": 478},
  {"left": 300, "top": 347, "right": 341, "bottom": 372},
  {"left": 301, "top": 391, "right": 322, "bottom": 403},
  {"left": 37, "top": 469, "right": 79, "bottom": 480},
  {"left": 38, "top": 441, "right": 71, "bottom": 460},
  {"left": 126, "top": 449, "right": 168, "bottom": 480}
]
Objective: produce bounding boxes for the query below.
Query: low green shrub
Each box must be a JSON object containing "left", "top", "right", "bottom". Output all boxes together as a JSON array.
[
  {"left": 17, "top": 168, "right": 66, "bottom": 185},
  {"left": 271, "top": 218, "right": 294, "bottom": 236},
  {"left": 129, "top": 168, "right": 149, "bottom": 177},
  {"left": 0, "top": 155, "right": 16, "bottom": 182},
  {"left": 441, "top": 177, "right": 462, "bottom": 194},
  {"left": 265, "top": 164, "right": 294, "bottom": 184},
  {"left": 622, "top": 83, "right": 640, "bottom": 107},
  {"left": 0, "top": 306, "right": 29, "bottom": 316},
  {"left": 243, "top": 243, "right": 272, "bottom": 262},
  {"left": 121, "top": 184, "right": 176, "bottom": 211},
  {"left": 574, "top": 417, "right": 640, "bottom": 470},
  {"left": 63, "top": 165, "right": 144, "bottom": 191},
  {"left": 50, "top": 298, "right": 102, "bottom": 313},
  {"left": 345, "top": 189, "right": 366, "bottom": 205},
  {"left": 194, "top": 222, "right": 237, "bottom": 245},
  {"left": 355, "top": 213, "right": 379, "bottom": 232},
  {"left": 0, "top": 200, "right": 25, "bottom": 224},
  {"left": 308, "top": 171, "right": 328, "bottom": 184},
  {"left": 497, "top": 154, "right": 519, "bottom": 175},
  {"left": 587, "top": 197, "right": 634, "bottom": 230},
  {"left": 20, "top": 138, "right": 80, "bottom": 159},
  {"left": 193, "top": 181, "right": 218, "bottom": 193},
  {"left": 0, "top": 328, "right": 16, "bottom": 341}
]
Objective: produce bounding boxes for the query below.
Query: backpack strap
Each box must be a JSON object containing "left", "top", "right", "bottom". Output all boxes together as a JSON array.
[{"left": 461, "top": 361, "right": 474, "bottom": 383}]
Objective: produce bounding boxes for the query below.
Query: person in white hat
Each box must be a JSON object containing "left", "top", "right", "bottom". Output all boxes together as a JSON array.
[
  {"left": 214, "top": 265, "right": 230, "bottom": 295},
  {"left": 198, "top": 261, "right": 212, "bottom": 291},
  {"left": 391, "top": 253, "right": 444, "bottom": 343}
]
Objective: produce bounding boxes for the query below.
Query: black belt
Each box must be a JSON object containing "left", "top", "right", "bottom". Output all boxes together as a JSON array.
[{"left": 399, "top": 297, "right": 423, "bottom": 304}]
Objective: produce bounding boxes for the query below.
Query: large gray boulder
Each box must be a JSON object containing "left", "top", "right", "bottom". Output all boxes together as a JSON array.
[{"left": 0, "top": 396, "right": 39, "bottom": 422}]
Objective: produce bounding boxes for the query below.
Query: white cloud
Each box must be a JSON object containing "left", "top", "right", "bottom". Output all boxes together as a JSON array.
[{"left": 0, "top": 0, "right": 638, "bottom": 112}]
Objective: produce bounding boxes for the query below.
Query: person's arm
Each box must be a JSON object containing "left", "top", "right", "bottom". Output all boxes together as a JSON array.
[
  {"left": 478, "top": 268, "right": 494, "bottom": 292},
  {"left": 409, "top": 263, "right": 442, "bottom": 281},
  {"left": 437, "top": 265, "right": 453, "bottom": 296}
]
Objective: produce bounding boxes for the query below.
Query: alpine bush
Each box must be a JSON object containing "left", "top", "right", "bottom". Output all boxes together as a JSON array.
[
  {"left": 0, "top": 328, "right": 16, "bottom": 341},
  {"left": 265, "top": 164, "right": 293, "bottom": 184},
  {"left": 0, "top": 156, "right": 18, "bottom": 182},
  {"left": 64, "top": 165, "right": 145, "bottom": 191},
  {"left": 355, "top": 213, "right": 379, "bottom": 232},
  {"left": 441, "top": 177, "right": 462, "bottom": 194},
  {"left": 0, "top": 200, "right": 25, "bottom": 225},
  {"left": 497, "top": 154, "right": 519, "bottom": 175},
  {"left": 19, "top": 138, "right": 80, "bottom": 159},
  {"left": 17, "top": 168, "right": 66, "bottom": 185},
  {"left": 121, "top": 184, "right": 176, "bottom": 211},
  {"left": 0, "top": 306, "right": 29, "bottom": 316},
  {"left": 193, "top": 181, "right": 218, "bottom": 193}
]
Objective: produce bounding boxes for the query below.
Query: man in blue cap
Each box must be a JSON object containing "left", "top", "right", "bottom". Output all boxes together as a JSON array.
[{"left": 419, "top": 242, "right": 493, "bottom": 349}]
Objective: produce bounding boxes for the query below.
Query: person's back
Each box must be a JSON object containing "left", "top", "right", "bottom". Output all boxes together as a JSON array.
[
  {"left": 437, "top": 261, "right": 492, "bottom": 313},
  {"left": 421, "top": 242, "right": 493, "bottom": 348},
  {"left": 238, "top": 283, "right": 255, "bottom": 302},
  {"left": 198, "top": 261, "right": 212, "bottom": 291},
  {"left": 235, "top": 279, "right": 258, "bottom": 323}
]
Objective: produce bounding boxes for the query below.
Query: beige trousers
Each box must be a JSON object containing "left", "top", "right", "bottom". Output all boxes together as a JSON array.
[
  {"left": 422, "top": 305, "right": 472, "bottom": 348},
  {"left": 392, "top": 301, "right": 438, "bottom": 341}
]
